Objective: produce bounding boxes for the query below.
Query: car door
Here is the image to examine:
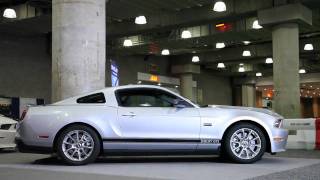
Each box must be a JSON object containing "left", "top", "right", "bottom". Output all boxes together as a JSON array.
[{"left": 116, "top": 88, "right": 201, "bottom": 150}]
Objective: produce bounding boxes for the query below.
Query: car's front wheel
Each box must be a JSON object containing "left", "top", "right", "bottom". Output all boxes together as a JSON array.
[
  {"left": 56, "top": 125, "right": 100, "bottom": 165},
  {"left": 222, "top": 123, "right": 266, "bottom": 163}
]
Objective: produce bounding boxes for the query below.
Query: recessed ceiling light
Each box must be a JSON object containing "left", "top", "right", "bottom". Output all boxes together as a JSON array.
[
  {"left": 299, "top": 69, "right": 306, "bottom": 74},
  {"left": 213, "top": 1, "right": 227, "bottom": 12},
  {"left": 265, "top": 58, "right": 273, "bottom": 64},
  {"left": 252, "top": 20, "right": 263, "bottom": 29},
  {"left": 216, "top": 42, "right": 226, "bottom": 49},
  {"left": 239, "top": 67, "right": 245, "bottom": 72},
  {"left": 304, "top": 44, "right": 314, "bottom": 51},
  {"left": 181, "top": 30, "right": 192, "bottom": 39},
  {"left": 242, "top": 50, "right": 251, "bottom": 57},
  {"left": 161, "top": 49, "right": 170, "bottom": 55},
  {"left": 192, "top": 56, "right": 200, "bottom": 63},
  {"left": 217, "top": 62, "right": 225, "bottom": 68},
  {"left": 256, "top": 72, "right": 262, "bottom": 77},
  {"left": 135, "top": 15, "right": 147, "bottom": 25},
  {"left": 3, "top": 8, "right": 16, "bottom": 19},
  {"left": 123, "top": 39, "right": 133, "bottom": 47},
  {"left": 238, "top": 64, "right": 245, "bottom": 72}
]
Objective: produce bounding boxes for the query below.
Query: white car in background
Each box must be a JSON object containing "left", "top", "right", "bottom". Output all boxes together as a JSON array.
[
  {"left": 17, "top": 85, "right": 288, "bottom": 165},
  {"left": 0, "top": 115, "right": 17, "bottom": 150}
]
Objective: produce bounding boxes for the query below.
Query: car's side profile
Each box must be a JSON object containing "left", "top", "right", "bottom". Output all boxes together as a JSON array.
[{"left": 17, "top": 85, "right": 288, "bottom": 165}]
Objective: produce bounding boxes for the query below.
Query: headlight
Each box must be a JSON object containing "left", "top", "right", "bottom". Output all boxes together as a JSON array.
[{"left": 274, "top": 119, "right": 283, "bottom": 128}]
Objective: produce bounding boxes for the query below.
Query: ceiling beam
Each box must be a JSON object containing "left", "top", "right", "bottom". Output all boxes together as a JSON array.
[{"left": 107, "top": 0, "right": 274, "bottom": 38}]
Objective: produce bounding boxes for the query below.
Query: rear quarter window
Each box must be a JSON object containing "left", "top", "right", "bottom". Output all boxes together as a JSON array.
[{"left": 76, "top": 93, "right": 106, "bottom": 104}]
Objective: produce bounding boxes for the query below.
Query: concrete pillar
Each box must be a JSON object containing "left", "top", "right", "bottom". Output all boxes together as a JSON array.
[
  {"left": 258, "top": 3, "right": 312, "bottom": 118},
  {"left": 172, "top": 64, "right": 200, "bottom": 102},
  {"left": 272, "top": 23, "right": 300, "bottom": 118},
  {"left": 180, "top": 73, "right": 193, "bottom": 100},
  {"left": 52, "top": 0, "right": 106, "bottom": 102},
  {"left": 241, "top": 85, "right": 256, "bottom": 107}
]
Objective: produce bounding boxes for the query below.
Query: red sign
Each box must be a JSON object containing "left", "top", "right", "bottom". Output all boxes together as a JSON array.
[{"left": 215, "top": 23, "right": 232, "bottom": 32}]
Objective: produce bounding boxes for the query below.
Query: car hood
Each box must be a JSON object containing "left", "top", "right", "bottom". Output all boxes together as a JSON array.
[
  {"left": 208, "top": 105, "right": 283, "bottom": 119},
  {"left": 0, "top": 115, "right": 17, "bottom": 124}
]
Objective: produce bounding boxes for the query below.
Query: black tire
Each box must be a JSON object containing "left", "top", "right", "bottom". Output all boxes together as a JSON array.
[
  {"left": 222, "top": 123, "right": 266, "bottom": 164},
  {"left": 56, "top": 125, "right": 100, "bottom": 165}
]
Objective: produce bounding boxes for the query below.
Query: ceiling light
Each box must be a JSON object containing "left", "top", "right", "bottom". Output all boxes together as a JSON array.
[
  {"left": 192, "top": 56, "right": 200, "bottom": 63},
  {"left": 181, "top": 30, "right": 192, "bottom": 39},
  {"left": 256, "top": 72, "right": 262, "bottom": 77},
  {"left": 242, "top": 50, "right": 251, "bottom": 57},
  {"left": 265, "top": 57, "right": 273, "bottom": 64},
  {"left": 216, "top": 42, "right": 226, "bottom": 49},
  {"left": 123, "top": 39, "right": 133, "bottom": 47},
  {"left": 238, "top": 64, "right": 245, "bottom": 72},
  {"left": 239, "top": 67, "right": 245, "bottom": 72},
  {"left": 3, "top": 8, "right": 16, "bottom": 19},
  {"left": 213, "top": 1, "right": 227, "bottom": 12},
  {"left": 161, "top": 49, "right": 170, "bottom": 55},
  {"left": 217, "top": 63, "right": 225, "bottom": 68},
  {"left": 299, "top": 69, "right": 306, "bottom": 74},
  {"left": 135, "top": 15, "right": 147, "bottom": 25},
  {"left": 243, "top": 41, "right": 251, "bottom": 45},
  {"left": 252, "top": 20, "right": 263, "bottom": 29},
  {"left": 304, "top": 44, "right": 314, "bottom": 51},
  {"left": 157, "top": 83, "right": 162, "bottom": 86}
]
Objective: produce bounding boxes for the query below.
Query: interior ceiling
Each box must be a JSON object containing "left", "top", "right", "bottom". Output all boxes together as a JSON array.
[
  {"left": 0, "top": 0, "right": 320, "bottom": 77},
  {"left": 107, "top": 0, "right": 212, "bottom": 21}
]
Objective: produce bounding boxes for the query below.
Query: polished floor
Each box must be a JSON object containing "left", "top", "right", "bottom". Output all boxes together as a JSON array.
[{"left": 0, "top": 150, "right": 319, "bottom": 180}]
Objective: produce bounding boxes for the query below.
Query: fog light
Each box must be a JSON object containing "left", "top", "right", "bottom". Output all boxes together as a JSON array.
[{"left": 273, "top": 137, "right": 285, "bottom": 142}]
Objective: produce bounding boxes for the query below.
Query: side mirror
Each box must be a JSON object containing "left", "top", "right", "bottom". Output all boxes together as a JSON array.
[{"left": 173, "top": 99, "right": 186, "bottom": 108}]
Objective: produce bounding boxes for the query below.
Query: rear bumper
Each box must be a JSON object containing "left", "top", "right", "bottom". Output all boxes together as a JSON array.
[{"left": 15, "top": 138, "right": 53, "bottom": 154}]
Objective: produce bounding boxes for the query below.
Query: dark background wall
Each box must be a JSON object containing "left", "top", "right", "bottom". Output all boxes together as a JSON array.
[
  {"left": 0, "top": 36, "right": 233, "bottom": 105},
  {"left": 0, "top": 35, "right": 51, "bottom": 103},
  {"left": 195, "top": 70, "right": 233, "bottom": 105}
]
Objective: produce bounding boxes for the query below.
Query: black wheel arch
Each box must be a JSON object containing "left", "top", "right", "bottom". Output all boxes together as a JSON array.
[
  {"left": 53, "top": 122, "right": 103, "bottom": 153},
  {"left": 221, "top": 120, "right": 272, "bottom": 153}
]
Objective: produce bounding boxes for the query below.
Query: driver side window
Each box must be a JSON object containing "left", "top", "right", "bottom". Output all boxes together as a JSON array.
[{"left": 116, "top": 88, "right": 193, "bottom": 108}]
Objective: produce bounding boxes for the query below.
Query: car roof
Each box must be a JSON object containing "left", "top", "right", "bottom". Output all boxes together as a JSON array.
[{"left": 103, "top": 84, "right": 170, "bottom": 92}]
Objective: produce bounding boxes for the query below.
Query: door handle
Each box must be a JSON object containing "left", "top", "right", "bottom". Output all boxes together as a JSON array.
[{"left": 122, "top": 112, "right": 136, "bottom": 117}]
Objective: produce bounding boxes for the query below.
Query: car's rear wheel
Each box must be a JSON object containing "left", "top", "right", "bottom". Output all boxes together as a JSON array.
[
  {"left": 56, "top": 125, "right": 100, "bottom": 165},
  {"left": 222, "top": 123, "right": 266, "bottom": 163}
]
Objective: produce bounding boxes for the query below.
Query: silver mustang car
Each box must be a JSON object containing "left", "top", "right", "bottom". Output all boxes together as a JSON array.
[{"left": 17, "top": 85, "right": 288, "bottom": 165}]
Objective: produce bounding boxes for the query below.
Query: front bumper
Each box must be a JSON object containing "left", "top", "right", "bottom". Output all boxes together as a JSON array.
[
  {"left": 271, "top": 128, "right": 289, "bottom": 153},
  {"left": 0, "top": 130, "right": 16, "bottom": 149}
]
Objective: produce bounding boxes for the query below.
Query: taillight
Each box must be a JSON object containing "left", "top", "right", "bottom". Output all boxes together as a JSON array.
[{"left": 20, "top": 109, "right": 28, "bottom": 121}]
